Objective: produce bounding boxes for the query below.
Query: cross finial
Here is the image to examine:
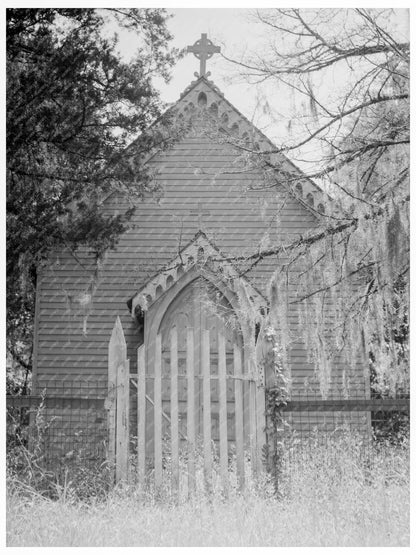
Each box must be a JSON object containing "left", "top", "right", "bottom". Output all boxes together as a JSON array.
[{"left": 187, "top": 33, "right": 221, "bottom": 77}]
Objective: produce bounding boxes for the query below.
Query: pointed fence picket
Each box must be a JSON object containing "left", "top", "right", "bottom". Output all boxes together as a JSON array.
[
  {"left": 234, "top": 343, "right": 245, "bottom": 489},
  {"left": 249, "top": 376, "right": 258, "bottom": 478},
  {"left": 154, "top": 333, "right": 163, "bottom": 489},
  {"left": 186, "top": 328, "right": 196, "bottom": 494},
  {"left": 170, "top": 327, "right": 179, "bottom": 492},
  {"left": 202, "top": 328, "right": 212, "bottom": 491},
  {"left": 137, "top": 344, "right": 146, "bottom": 485},
  {"left": 107, "top": 316, "right": 130, "bottom": 483},
  {"left": 218, "top": 329, "right": 228, "bottom": 495}
]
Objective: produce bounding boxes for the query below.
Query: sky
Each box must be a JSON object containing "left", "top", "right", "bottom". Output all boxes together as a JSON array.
[
  {"left": 106, "top": 7, "right": 410, "bottom": 176},
  {"left": 111, "top": 9, "right": 280, "bottom": 134},
  {"left": 1, "top": 3, "right": 412, "bottom": 173},
  {"left": 106, "top": 8, "right": 326, "bottom": 172},
  {"left": 118, "top": 9, "right": 266, "bottom": 104}
]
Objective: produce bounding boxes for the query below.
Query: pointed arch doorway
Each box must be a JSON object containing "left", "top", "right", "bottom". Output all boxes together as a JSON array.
[{"left": 131, "top": 237, "right": 267, "bottom": 493}]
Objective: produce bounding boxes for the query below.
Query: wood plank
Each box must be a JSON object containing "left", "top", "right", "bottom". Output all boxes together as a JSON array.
[
  {"left": 256, "top": 379, "right": 266, "bottom": 473},
  {"left": 202, "top": 328, "right": 212, "bottom": 490},
  {"left": 154, "top": 334, "right": 163, "bottom": 490},
  {"left": 108, "top": 316, "right": 126, "bottom": 480},
  {"left": 218, "top": 328, "right": 228, "bottom": 496},
  {"left": 116, "top": 358, "right": 130, "bottom": 482},
  {"left": 31, "top": 272, "right": 42, "bottom": 396},
  {"left": 249, "top": 369, "right": 257, "bottom": 479},
  {"left": 234, "top": 344, "right": 244, "bottom": 489},
  {"left": 170, "top": 326, "right": 179, "bottom": 493},
  {"left": 186, "top": 327, "right": 196, "bottom": 496},
  {"left": 137, "top": 344, "right": 146, "bottom": 486}
]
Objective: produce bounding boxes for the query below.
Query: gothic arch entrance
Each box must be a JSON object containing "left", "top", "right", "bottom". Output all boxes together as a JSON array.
[{"left": 130, "top": 235, "right": 267, "bottom": 493}]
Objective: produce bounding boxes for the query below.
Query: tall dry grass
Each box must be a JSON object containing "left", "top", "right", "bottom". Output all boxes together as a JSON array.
[{"left": 7, "top": 432, "right": 409, "bottom": 547}]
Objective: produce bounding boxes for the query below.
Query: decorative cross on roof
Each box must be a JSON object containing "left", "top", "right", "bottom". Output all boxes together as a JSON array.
[{"left": 187, "top": 33, "right": 221, "bottom": 77}]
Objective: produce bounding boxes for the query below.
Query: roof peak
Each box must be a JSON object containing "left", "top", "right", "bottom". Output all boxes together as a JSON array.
[
  {"left": 179, "top": 74, "right": 224, "bottom": 100},
  {"left": 173, "top": 78, "right": 332, "bottom": 214}
]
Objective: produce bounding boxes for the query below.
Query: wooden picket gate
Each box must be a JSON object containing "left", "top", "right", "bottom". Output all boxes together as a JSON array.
[{"left": 108, "top": 317, "right": 266, "bottom": 494}]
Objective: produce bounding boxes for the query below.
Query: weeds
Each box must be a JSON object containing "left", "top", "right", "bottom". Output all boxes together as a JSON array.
[
  {"left": 6, "top": 399, "right": 410, "bottom": 546},
  {"left": 6, "top": 395, "right": 112, "bottom": 502},
  {"left": 7, "top": 425, "right": 410, "bottom": 546}
]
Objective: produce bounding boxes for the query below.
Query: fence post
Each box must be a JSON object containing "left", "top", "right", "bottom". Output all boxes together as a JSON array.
[
  {"left": 249, "top": 359, "right": 258, "bottom": 479},
  {"left": 170, "top": 326, "right": 179, "bottom": 493},
  {"left": 234, "top": 343, "right": 245, "bottom": 489},
  {"left": 256, "top": 377, "right": 267, "bottom": 473},
  {"left": 108, "top": 316, "right": 130, "bottom": 483},
  {"left": 186, "top": 327, "right": 196, "bottom": 496},
  {"left": 202, "top": 328, "right": 212, "bottom": 491},
  {"left": 137, "top": 344, "right": 146, "bottom": 486},
  {"left": 218, "top": 328, "right": 229, "bottom": 496},
  {"left": 154, "top": 334, "right": 163, "bottom": 490},
  {"left": 116, "top": 357, "right": 130, "bottom": 482}
]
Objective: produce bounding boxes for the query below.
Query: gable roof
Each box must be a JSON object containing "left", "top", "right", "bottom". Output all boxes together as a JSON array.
[
  {"left": 162, "top": 75, "right": 332, "bottom": 216},
  {"left": 100, "top": 74, "right": 332, "bottom": 217},
  {"left": 128, "top": 231, "right": 268, "bottom": 316}
]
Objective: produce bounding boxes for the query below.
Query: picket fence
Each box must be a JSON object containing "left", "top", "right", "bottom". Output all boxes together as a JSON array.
[{"left": 107, "top": 317, "right": 265, "bottom": 493}]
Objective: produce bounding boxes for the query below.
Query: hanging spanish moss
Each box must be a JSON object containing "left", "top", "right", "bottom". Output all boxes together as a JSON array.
[{"left": 265, "top": 194, "right": 409, "bottom": 399}]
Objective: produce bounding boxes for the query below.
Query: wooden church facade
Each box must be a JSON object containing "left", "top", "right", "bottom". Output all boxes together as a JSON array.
[{"left": 32, "top": 43, "right": 370, "bottom": 481}]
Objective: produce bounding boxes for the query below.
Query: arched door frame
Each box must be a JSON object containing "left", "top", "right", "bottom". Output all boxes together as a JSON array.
[
  {"left": 136, "top": 259, "right": 267, "bottom": 473},
  {"left": 144, "top": 265, "right": 251, "bottom": 376}
]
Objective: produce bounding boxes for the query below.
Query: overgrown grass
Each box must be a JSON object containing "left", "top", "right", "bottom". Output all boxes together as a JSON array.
[{"left": 7, "top": 431, "right": 409, "bottom": 547}]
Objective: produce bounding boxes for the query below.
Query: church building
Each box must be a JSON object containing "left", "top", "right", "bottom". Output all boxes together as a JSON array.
[{"left": 32, "top": 35, "right": 369, "bottom": 484}]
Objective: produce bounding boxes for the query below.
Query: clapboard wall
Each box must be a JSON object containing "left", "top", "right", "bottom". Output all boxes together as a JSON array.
[{"left": 33, "top": 78, "right": 369, "bottom": 439}]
